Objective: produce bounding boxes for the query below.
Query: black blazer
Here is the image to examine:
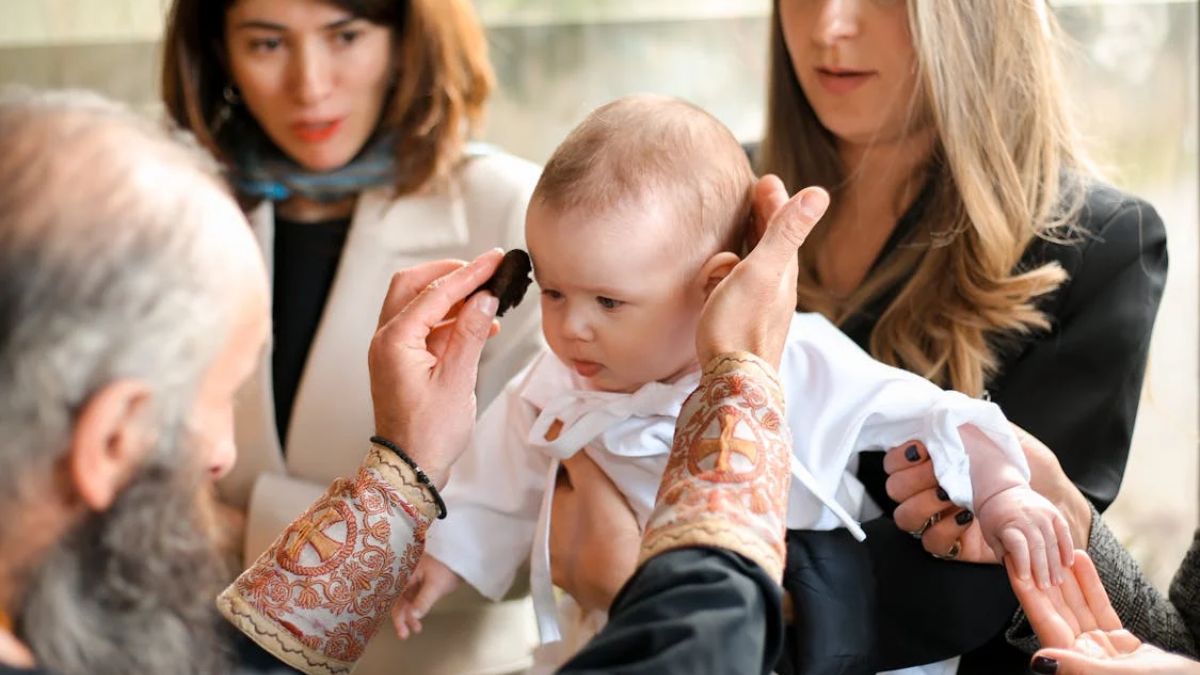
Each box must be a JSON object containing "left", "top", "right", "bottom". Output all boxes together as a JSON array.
[{"left": 779, "top": 182, "right": 1169, "bottom": 673}]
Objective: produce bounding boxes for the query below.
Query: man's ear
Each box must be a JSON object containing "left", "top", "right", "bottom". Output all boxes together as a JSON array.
[
  {"left": 68, "top": 380, "right": 154, "bottom": 511},
  {"left": 697, "top": 251, "right": 741, "bottom": 298}
]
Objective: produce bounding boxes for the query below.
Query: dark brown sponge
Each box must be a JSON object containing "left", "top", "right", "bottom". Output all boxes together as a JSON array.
[{"left": 476, "top": 249, "right": 532, "bottom": 317}]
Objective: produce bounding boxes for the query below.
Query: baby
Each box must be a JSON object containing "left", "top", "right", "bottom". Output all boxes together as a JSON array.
[{"left": 393, "top": 95, "right": 1072, "bottom": 669}]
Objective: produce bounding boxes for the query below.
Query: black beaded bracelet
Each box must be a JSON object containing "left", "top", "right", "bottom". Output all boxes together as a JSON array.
[{"left": 369, "top": 435, "right": 448, "bottom": 520}]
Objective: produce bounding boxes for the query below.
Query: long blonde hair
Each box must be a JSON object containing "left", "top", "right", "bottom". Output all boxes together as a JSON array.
[{"left": 760, "top": 0, "right": 1093, "bottom": 396}]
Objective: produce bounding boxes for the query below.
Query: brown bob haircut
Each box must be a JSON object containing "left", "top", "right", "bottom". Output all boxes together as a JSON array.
[{"left": 161, "top": 0, "right": 494, "bottom": 197}]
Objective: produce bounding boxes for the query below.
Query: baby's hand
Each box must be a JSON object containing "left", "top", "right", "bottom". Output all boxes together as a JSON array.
[
  {"left": 390, "top": 554, "right": 462, "bottom": 639},
  {"left": 976, "top": 485, "right": 1074, "bottom": 589}
]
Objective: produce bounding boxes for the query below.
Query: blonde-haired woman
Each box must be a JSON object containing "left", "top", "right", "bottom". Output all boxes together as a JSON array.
[
  {"left": 759, "top": 1, "right": 1167, "bottom": 672},
  {"left": 161, "top": 0, "right": 542, "bottom": 673}
]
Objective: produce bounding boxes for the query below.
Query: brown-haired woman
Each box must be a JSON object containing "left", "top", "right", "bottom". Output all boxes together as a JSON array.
[
  {"left": 161, "top": 1, "right": 542, "bottom": 673},
  {"left": 759, "top": 1, "right": 1168, "bottom": 672}
]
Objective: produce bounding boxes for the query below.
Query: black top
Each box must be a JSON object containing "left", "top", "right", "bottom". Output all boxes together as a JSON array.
[
  {"left": 271, "top": 216, "right": 351, "bottom": 447},
  {"left": 0, "top": 666, "right": 43, "bottom": 675},
  {"left": 781, "top": 182, "right": 1169, "bottom": 673}
]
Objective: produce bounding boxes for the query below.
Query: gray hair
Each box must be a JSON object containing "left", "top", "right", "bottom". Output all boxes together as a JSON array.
[
  {"left": 0, "top": 88, "right": 242, "bottom": 675},
  {"left": 0, "top": 88, "right": 235, "bottom": 548}
]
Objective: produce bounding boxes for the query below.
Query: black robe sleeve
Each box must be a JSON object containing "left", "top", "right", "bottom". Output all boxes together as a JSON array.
[{"left": 561, "top": 548, "right": 784, "bottom": 675}]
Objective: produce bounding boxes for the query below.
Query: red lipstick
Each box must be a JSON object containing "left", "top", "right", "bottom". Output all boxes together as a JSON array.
[{"left": 292, "top": 118, "right": 344, "bottom": 143}]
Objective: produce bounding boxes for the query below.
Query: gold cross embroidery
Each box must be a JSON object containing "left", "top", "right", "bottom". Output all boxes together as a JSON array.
[
  {"left": 285, "top": 508, "right": 346, "bottom": 563},
  {"left": 693, "top": 411, "right": 758, "bottom": 473}
]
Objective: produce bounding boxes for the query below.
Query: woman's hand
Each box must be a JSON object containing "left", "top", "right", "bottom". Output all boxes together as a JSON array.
[
  {"left": 368, "top": 250, "right": 504, "bottom": 488},
  {"left": 549, "top": 453, "right": 641, "bottom": 613},
  {"left": 884, "top": 426, "right": 1094, "bottom": 563},
  {"left": 1010, "top": 551, "right": 1200, "bottom": 674},
  {"left": 885, "top": 440, "right": 998, "bottom": 562},
  {"left": 697, "top": 175, "right": 829, "bottom": 367}
]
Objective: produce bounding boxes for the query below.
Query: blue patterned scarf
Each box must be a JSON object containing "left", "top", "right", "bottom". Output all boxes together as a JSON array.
[{"left": 224, "top": 118, "right": 397, "bottom": 203}]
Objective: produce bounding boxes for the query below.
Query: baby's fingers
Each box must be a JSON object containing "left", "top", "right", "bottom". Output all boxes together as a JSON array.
[
  {"left": 1053, "top": 511, "right": 1075, "bottom": 570},
  {"left": 391, "top": 598, "right": 413, "bottom": 639},
  {"left": 1000, "top": 527, "right": 1032, "bottom": 583},
  {"left": 1024, "top": 526, "right": 1052, "bottom": 590},
  {"left": 1039, "top": 515, "right": 1066, "bottom": 586}
]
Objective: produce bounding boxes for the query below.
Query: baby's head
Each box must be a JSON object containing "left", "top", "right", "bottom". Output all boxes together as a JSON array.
[{"left": 527, "top": 94, "right": 755, "bottom": 393}]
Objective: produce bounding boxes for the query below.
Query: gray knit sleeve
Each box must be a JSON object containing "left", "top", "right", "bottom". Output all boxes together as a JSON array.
[
  {"left": 1006, "top": 505, "right": 1198, "bottom": 657},
  {"left": 1169, "top": 530, "right": 1200, "bottom": 648}
]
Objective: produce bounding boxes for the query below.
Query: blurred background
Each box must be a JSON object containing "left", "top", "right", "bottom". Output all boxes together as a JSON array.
[{"left": 1, "top": 0, "right": 1196, "bottom": 588}]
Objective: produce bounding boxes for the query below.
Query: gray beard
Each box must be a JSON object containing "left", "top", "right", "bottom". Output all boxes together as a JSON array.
[{"left": 17, "top": 446, "right": 229, "bottom": 675}]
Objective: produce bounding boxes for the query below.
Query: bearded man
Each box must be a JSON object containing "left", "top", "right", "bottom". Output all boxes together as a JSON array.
[{"left": 0, "top": 89, "right": 270, "bottom": 675}]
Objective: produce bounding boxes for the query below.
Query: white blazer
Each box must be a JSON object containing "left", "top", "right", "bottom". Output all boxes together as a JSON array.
[{"left": 220, "top": 151, "right": 545, "bottom": 675}]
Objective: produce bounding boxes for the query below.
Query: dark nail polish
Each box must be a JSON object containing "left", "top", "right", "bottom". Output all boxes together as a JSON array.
[
  {"left": 955, "top": 510, "right": 974, "bottom": 525},
  {"left": 1031, "top": 656, "right": 1058, "bottom": 674},
  {"left": 904, "top": 444, "right": 920, "bottom": 462},
  {"left": 936, "top": 486, "right": 950, "bottom": 501}
]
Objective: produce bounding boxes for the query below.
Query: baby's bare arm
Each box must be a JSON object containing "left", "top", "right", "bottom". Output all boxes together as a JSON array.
[{"left": 960, "top": 425, "right": 1073, "bottom": 588}]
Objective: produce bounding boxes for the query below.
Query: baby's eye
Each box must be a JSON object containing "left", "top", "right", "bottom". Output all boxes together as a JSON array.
[
  {"left": 541, "top": 289, "right": 564, "bottom": 301},
  {"left": 596, "top": 296, "right": 624, "bottom": 310}
]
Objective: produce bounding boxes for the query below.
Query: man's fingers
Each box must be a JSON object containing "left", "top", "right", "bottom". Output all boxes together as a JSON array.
[
  {"left": 746, "top": 186, "right": 829, "bottom": 270},
  {"left": 436, "top": 291, "right": 500, "bottom": 391},
  {"left": 750, "top": 174, "right": 789, "bottom": 248},
  {"left": 388, "top": 249, "right": 503, "bottom": 347},
  {"left": 429, "top": 318, "right": 500, "bottom": 360},
  {"left": 378, "top": 259, "right": 467, "bottom": 330}
]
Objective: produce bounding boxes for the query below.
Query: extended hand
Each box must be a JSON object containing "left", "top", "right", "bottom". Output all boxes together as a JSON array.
[
  {"left": 368, "top": 251, "right": 504, "bottom": 488},
  {"left": 1010, "top": 551, "right": 1200, "bottom": 674}
]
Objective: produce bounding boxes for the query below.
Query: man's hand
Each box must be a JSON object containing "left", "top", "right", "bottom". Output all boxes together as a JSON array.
[
  {"left": 696, "top": 176, "right": 828, "bottom": 367},
  {"left": 368, "top": 251, "right": 504, "bottom": 488},
  {"left": 549, "top": 453, "right": 641, "bottom": 613}
]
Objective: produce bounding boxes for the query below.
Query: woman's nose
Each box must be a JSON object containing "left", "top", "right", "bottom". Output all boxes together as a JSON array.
[
  {"left": 812, "top": 0, "right": 862, "bottom": 47},
  {"left": 291, "top": 40, "right": 333, "bottom": 105}
]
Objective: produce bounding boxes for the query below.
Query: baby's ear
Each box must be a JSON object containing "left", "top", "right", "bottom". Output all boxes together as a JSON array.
[{"left": 698, "top": 251, "right": 741, "bottom": 298}]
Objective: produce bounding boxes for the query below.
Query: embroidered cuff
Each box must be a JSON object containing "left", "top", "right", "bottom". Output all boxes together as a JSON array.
[
  {"left": 639, "top": 351, "right": 791, "bottom": 582},
  {"left": 216, "top": 446, "right": 433, "bottom": 675}
]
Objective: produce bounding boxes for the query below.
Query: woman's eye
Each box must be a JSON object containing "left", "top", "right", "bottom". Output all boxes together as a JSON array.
[
  {"left": 249, "top": 37, "right": 282, "bottom": 53},
  {"left": 541, "top": 289, "right": 563, "bottom": 301},
  {"left": 334, "top": 30, "right": 361, "bottom": 46},
  {"left": 596, "top": 296, "right": 623, "bottom": 310}
]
